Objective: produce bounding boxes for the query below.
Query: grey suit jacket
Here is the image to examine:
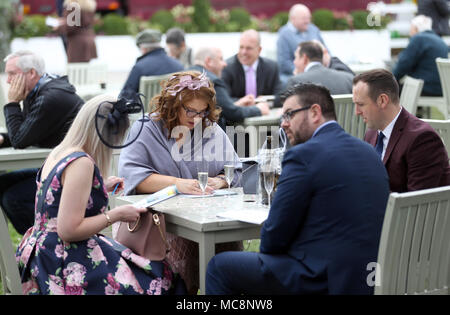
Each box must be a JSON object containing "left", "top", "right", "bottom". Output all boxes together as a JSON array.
[{"left": 286, "top": 63, "right": 354, "bottom": 95}]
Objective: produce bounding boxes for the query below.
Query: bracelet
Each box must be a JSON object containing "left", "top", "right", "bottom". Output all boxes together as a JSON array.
[
  {"left": 103, "top": 212, "right": 112, "bottom": 227},
  {"left": 217, "top": 175, "right": 226, "bottom": 181}
]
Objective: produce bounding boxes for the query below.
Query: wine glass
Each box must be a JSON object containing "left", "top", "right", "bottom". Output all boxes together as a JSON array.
[
  {"left": 224, "top": 164, "right": 235, "bottom": 190},
  {"left": 198, "top": 171, "right": 208, "bottom": 195},
  {"left": 197, "top": 160, "right": 209, "bottom": 196},
  {"left": 263, "top": 169, "right": 275, "bottom": 208}
]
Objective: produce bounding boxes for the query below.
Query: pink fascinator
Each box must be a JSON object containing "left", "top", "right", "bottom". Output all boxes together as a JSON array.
[{"left": 167, "top": 71, "right": 210, "bottom": 96}]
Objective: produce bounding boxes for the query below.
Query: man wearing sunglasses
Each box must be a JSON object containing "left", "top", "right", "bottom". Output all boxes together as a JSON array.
[{"left": 206, "top": 83, "right": 390, "bottom": 295}]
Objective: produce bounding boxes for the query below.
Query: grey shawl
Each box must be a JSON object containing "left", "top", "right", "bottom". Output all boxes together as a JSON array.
[{"left": 119, "top": 115, "right": 241, "bottom": 195}]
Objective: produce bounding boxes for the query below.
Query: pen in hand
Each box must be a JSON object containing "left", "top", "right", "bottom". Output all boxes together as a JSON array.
[{"left": 112, "top": 183, "right": 120, "bottom": 195}]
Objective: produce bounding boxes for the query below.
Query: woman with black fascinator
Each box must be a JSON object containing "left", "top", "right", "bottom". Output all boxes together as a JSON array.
[{"left": 15, "top": 94, "right": 186, "bottom": 295}]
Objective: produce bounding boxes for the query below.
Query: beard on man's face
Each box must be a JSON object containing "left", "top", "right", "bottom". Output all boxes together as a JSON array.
[{"left": 292, "top": 114, "right": 313, "bottom": 146}]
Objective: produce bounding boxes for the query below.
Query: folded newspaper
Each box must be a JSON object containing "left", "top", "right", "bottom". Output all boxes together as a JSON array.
[
  {"left": 216, "top": 209, "right": 269, "bottom": 225},
  {"left": 132, "top": 185, "right": 179, "bottom": 208}
]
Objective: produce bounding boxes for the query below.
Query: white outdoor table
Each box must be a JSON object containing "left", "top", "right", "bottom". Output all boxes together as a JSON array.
[
  {"left": 0, "top": 147, "right": 51, "bottom": 172},
  {"left": 115, "top": 188, "right": 265, "bottom": 295}
]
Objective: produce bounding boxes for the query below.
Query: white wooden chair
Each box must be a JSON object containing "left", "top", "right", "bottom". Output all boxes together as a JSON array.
[
  {"left": 400, "top": 76, "right": 424, "bottom": 116},
  {"left": 421, "top": 119, "right": 450, "bottom": 156},
  {"left": 417, "top": 58, "right": 450, "bottom": 119},
  {"left": 66, "top": 62, "right": 108, "bottom": 101},
  {"left": 0, "top": 209, "right": 22, "bottom": 295},
  {"left": 375, "top": 186, "right": 450, "bottom": 295},
  {"left": 138, "top": 74, "right": 171, "bottom": 112},
  {"left": 333, "top": 94, "right": 366, "bottom": 140}
]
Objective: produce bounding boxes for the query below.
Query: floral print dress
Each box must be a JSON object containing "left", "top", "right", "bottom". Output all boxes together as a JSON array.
[{"left": 15, "top": 152, "right": 185, "bottom": 295}]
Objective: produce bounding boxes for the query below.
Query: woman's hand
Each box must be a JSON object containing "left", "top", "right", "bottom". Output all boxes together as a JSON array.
[
  {"left": 175, "top": 178, "right": 214, "bottom": 195},
  {"left": 110, "top": 205, "right": 148, "bottom": 223},
  {"left": 208, "top": 177, "right": 227, "bottom": 190},
  {"left": 105, "top": 176, "right": 124, "bottom": 194}
]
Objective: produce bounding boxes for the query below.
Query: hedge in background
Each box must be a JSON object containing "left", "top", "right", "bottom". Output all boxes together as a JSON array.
[
  {"left": 13, "top": 15, "right": 50, "bottom": 38},
  {"left": 12, "top": 7, "right": 389, "bottom": 39}
]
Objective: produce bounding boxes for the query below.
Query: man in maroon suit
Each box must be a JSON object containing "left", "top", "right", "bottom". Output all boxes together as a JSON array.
[{"left": 352, "top": 69, "right": 450, "bottom": 192}]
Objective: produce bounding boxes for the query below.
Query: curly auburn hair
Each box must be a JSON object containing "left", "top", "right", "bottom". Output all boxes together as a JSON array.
[{"left": 150, "top": 71, "right": 221, "bottom": 138}]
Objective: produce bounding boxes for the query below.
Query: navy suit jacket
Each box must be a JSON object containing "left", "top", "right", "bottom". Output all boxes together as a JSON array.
[
  {"left": 393, "top": 31, "right": 448, "bottom": 96},
  {"left": 365, "top": 108, "right": 450, "bottom": 192},
  {"left": 122, "top": 48, "right": 184, "bottom": 93},
  {"left": 260, "top": 122, "right": 390, "bottom": 294}
]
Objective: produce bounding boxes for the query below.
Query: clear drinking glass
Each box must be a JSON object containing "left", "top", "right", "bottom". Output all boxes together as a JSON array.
[
  {"left": 224, "top": 164, "right": 235, "bottom": 190},
  {"left": 197, "top": 160, "right": 209, "bottom": 196},
  {"left": 263, "top": 169, "right": 275, "bottom": 207},
  {"left": 198, "top": 171, "right": 208, "bottom": 195}
]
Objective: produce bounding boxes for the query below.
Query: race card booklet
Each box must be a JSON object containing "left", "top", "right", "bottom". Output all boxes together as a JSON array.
[{"left": 133, "top": 185, "right": 179, "bottom": 208}]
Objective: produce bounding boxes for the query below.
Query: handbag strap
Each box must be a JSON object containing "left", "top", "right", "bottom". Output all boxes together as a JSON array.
[
  {"left": 36, "top": 152, "right": 88, "bottom": 212},
  {"left": 151, "top": 212, "right": 170, "bottom": 253},
  {"left": 127, "top": 209, "right": 171, "bottom": 254}
]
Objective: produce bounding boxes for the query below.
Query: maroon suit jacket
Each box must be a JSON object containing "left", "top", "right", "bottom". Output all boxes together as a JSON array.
[{"left": 365, "top": 108, "right": 450, "bottom": 192}]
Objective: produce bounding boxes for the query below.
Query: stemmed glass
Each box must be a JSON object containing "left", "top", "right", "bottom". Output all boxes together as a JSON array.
[
  {"left": 224, "top": 163, "right": 235, "bottom": 190},
  {"left": 197, "top": 160, "right": 209, "bottom": 196},
  {"left": 263, "top": 170, "right": 275, "bottom": 207},
  {"left": 261, "top": 156, "right": 276, "bottom": 207}
]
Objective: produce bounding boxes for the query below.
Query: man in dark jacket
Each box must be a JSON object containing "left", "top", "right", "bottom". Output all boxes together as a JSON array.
[
  {"left": 190, "top": 47, "right": 269, "bottom": 130},
  {"left": 222, "top": 29, "right": 284, "bottom": 107},
  {"left": 1, "top": 50, "right": 83, "bottom": 234},
  {"left": 418, "top": 0, "right": 450, "bottom": 36},
  {"left": 121, "top": 29, "right": 183, "bottom": 94},
  {"left": 393, "top": 15, "right": 448, "bottom": 96}
]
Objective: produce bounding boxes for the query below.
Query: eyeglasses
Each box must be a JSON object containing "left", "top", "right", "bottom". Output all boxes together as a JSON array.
[
  {"left": 182, "top": 104, "right": 209, "bottom": 118},
  {"left": 281, "top": 105, "right": 312, "bottom": 123}
]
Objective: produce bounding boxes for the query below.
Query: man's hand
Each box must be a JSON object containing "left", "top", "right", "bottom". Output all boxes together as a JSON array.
[
  {"left": 235, "top": 94, "right": 255, "bottom": 107},
  {"left": 8, "top": 73, "right": 27, "bottom": 103},
  {"left": 256, "top": 102, "right": 270, "bottom": 115}
]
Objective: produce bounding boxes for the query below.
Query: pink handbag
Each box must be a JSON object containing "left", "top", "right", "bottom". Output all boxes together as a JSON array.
[{"left": 116, "top": 208, "right": 170, "bottom": 261}]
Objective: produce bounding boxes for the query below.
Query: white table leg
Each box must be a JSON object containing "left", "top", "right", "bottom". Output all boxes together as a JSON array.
[{"left": 198, "top": 232, "right": 216, "bottom": 295}]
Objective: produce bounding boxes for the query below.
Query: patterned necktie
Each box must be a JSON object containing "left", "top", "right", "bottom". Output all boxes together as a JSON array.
[
  {"left": 245, "top": 66, "right": 257, "bottom": 97},
  {"left": 375, "top": 132, "right": 385, "bottom": 159}
]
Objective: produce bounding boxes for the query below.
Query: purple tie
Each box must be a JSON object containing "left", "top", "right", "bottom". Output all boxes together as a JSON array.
[{"left": 245, "top": 66, "right": 257, "bottom": 97}]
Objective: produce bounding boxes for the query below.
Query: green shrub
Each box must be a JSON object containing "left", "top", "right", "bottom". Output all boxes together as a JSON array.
[
  {"left": 150, "top": 9, "right": 175, "bottom": 33},
  {"left": 13, "top": 15, "right": 51, "bottom": 38},
  {"left": 126, "top": 16, "right": 151, "bottom": 36},
  {"left": 334, "top": 17, "right": 350, "bottom": 30},
  {"left": 171, "top": 4, "right": 196, "bottom": 32},
  {"left": 192, "top": 0, "right": 211, "bottom": 32},
  {"left": 229, "top": 7, "right": 251, "bottom": 30},
  {"left": 312, "top": 9, "right": 335, "bottom": 31},
  {"left": 270, "top": 11, "right": 289, "bottom": 31},
  {"left": 351, "top": 10, "right": 371, "bottom": 30},
  {"left": 101, "top": 13, "right": 129, "bottom": 35}
]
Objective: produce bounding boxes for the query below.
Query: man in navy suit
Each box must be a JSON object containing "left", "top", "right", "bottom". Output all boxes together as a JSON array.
[{"left": 206, "top": 83, "right": 390, "bottom": 295}]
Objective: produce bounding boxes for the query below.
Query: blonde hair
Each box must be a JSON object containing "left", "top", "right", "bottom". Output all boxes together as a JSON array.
[
  {"left": 64, "top": 0, "right": 97, "bottom": 12},
  {"left": 54, "top": 94, "right": 127, "bottom": 177}
]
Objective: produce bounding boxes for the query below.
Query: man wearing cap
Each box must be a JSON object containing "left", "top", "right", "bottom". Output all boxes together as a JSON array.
[{"left": 122, "top": 29, "right": 183, "bottom": 94}]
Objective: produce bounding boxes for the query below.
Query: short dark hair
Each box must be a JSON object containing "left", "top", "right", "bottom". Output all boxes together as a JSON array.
[
  {"left": 166, "top": 27, "right": 186, "bottom": 47},
  {"left": 298, "top": 41, "right": 323, "bottom": 62},
  {"left": 281, "top": 82, "right": 337, "bottom": 120},
  {"left": 353, "top": 69, "right": 400, "bottom": 104}
]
